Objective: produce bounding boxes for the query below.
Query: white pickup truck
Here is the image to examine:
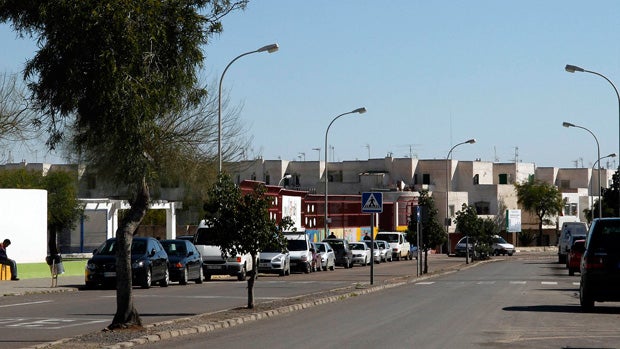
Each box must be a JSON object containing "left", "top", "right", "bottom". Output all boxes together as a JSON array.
[
  {"left": 375, "top": 232, "right": 412, "bottom": 261},
  {"left": 193, "top": 220, "right": 254, "bottom": 281}
]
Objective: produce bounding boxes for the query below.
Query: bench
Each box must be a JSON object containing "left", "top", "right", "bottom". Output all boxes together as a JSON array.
[{"left": 0, "top": 264, "right": 11, "bottom": 280}]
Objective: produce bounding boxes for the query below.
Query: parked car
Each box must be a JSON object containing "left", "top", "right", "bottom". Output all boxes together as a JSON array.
[
  {"left": 491, "top": 235, "right": 515, "bottom": 256},
  {"left": 258, "top": 245, "right": 290, "bottom": 276},
  {"left": 376, "top": 240, "right": 393, "bottom": 262},
  {"left": 286, "top": 232, "right": 313, "bottom": 273},
  {"left": 176, "top": 235, "right": 195, "bottom": 242},
  {"left": 454, "top": 236, "right": 475, "bottom": 257},
  {"left": 568, "top": 239, "right": 585, "bottom": 276},
  {"left": 313, "top": 242, "right": 335, "bottom": 271},
  {"left": 160, "top": 239, "right": 203, "bottom": 285},
  {"left": 375, "top": 232, "right": 412, "bottom": 260},
  {"left": 558, "top": 222, "right": 588, "bottom": 264},
  {"left": 322, "top": 238, "right": 353, "bottom": 268},
  {"left": 349, "top": 242, "right": 371, "bottom": 266},
  {"left": 85, "top": 237, "right": 169, "bottom": 289},
  {"left": 363, "top": 240, "right": 382, "bottom": 263},
  {"left": 580, "top": 218, "right": 620, "bottom": 311}
]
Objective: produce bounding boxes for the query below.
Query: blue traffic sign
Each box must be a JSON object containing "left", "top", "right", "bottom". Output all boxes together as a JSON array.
[{"left": 361, "top": 192, "right": 383, "bottom": 213}]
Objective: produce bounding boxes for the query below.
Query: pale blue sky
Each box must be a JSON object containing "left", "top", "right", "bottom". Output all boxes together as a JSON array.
[{"left": 2, "top": 1, "right": 620, "bottom": 169}]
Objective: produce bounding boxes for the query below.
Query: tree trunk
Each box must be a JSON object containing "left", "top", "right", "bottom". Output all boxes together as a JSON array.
[
  {"left": 247, "top": 252, "right": 257, "bottom": 309},
  {"left": 108, "top": 178, "right": 150, "bottom": 330},
  {"left": 537, "top": 217, "right": 544, "bottom": 246},
  {"left": 47, "top": 225, "right": 59, "bottom": 256},
  {"left": 423, "top": 249, "right": 428, "bottom": 274}
]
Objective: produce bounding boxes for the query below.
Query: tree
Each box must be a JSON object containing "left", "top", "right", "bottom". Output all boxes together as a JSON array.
[
  {"left": 203, "top": 174, "right": 292, "bottom": 308},
  {"left": 0, "top": 73, "right": 40, "bottom": 160},
  {"left": 514, "top": 178, "right": 564, "bottom": 246},
  {"left": 0, "top": 0, "right": 248, "bottom": 329},
  {"left": 407, "top": 190, "right": 445, "bottom": 273},
  {"left": 589, "top": 167, "right": 620, "bottom": 222}
]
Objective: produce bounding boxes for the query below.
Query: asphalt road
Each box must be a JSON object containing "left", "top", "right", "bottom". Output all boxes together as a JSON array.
[
  {"left": 145, "top": 254, "right": 620, "bottom": 348},
  {"left": 0, "top": 256, "right": 430, "bottom": 348}
]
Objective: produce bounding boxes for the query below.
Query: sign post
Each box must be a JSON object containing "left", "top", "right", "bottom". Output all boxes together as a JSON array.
[{"left": 362, "top": 192, "right": 383, "bottom": 285}]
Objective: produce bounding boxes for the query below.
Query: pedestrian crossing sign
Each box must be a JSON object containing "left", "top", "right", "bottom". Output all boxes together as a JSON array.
[{"left": 361, "top": 192, "right": 383, "bottom": 213}]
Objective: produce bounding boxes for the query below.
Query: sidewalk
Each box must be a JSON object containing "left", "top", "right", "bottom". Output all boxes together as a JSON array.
[{"left": 0, "top": 274, "right": 83, "bottom": 297}]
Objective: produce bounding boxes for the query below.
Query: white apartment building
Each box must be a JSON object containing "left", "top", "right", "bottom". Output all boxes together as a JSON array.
[{"left": 226, "top": 156, "right": 615, "bottom": 243}]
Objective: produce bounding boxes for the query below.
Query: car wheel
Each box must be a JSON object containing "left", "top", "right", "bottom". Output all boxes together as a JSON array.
[
  {"left": 569, "top": 268, "right": 575, "bottom": 276},
  {"left": 304, "top": 262, "right": 311, "bottom": 274},
  {"left": 84, "top": 281, "right": 96, "bottom": 290},
  {"left": 160, "top": 268, "right": 169, "bottom": 287},
  {"left": 344, "top": 258, "right": 349, "bottom": 269},
  {"left": 141, "top": 268, "right": 152, "bottom": 289},
  {"left": 180, "top": 267, "right": 189, "bottom": 285},
  {"left": 330, "top": 260, "right": 335, "bottom": 271},
  {"left": 195, "top": 267, "right": 204, "bottom": 284},
  {"left": 580, "top": 280, "right": 595, "bottom": 312},
  {"left": 508, "top": 252, "right": 513, "bottom": 256},
  {"left": 237, "top": 265, "right": 247, "bottom": 281}
]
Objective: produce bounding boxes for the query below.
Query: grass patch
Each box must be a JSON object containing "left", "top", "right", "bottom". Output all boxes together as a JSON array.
[{"left": 19, "top": 260, "right": 87, "bottom": 279}]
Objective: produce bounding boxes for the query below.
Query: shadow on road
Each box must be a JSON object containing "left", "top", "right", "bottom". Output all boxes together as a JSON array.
[{"left": 503, "top": 304, "right": 620, "bottom": 314}]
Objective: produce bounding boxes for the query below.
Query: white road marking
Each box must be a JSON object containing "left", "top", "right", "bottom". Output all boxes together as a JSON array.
[
  {"left": 573, "top": 282, "right": 580, "bottom": 286},
  {"left": 541, "top": 281, "right": 558, "bottom": 285},
  {"left": 477, "top": 281, "right": 496, "bottom": 285},
  {"left": 0, "top": 300, "right": 52, "bottom": 308},
  {"left": 510, "top": 281, "right": 527, "bottom": 284},
  {"left": 415, "top": 282, "right": 435, "bottom": 285},
  {"left": 0, "top": 317, "right": 107, "bottom": 329}
]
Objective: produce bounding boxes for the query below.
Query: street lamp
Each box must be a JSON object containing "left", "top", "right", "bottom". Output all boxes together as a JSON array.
[
  {"left": 312, "top": 147, "right": 321, "bottom": 162},
  {"left": 563, "top": 121, "right": 601, "bottom": 218},
  {"left": 324, "top": 107, "right": 367, "bottom": 236},
  {"left": 445, "top": 138, "right": 476, "bottom": 261},
  {"left": 278, "top": 174, "right": 292, "bottom": 187},
  {"left": 565, "top": 64, "right": 620, "bottom": 214},
  {"left": 218, "top": 43, "right": 279, "bottom": 173},
  {"left": 590, "top": 153, "right": 616, "bottom": 221}
]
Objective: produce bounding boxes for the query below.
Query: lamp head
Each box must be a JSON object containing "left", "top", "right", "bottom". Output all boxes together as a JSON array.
[
  {"left": 565, "top": 64, "right": 585, "bottom": 73},
  {"left": 466, "top": 138, "right": 476, "bottom": 144},
  {"left": 562, "top": 121, "right": 575, "bottom": 128},
  {"left": 258, "top": 43, "right": 279, "bottom": 53},
  {"left": 283, "top": 174, "right": 292, "bottom": 179},
  {"left": 353, "top": 107, "right": 367, "bottom": 114},
  {"left": 609, "top": 153, "right": 617, "bottom": 158}
]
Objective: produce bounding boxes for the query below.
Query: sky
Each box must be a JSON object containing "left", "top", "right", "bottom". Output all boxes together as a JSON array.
[{"left": 1, "top": 1, "right": 620, "bottom": 169}]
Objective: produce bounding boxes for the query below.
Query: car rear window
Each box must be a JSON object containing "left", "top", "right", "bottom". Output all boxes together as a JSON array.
[
  {"left": 376, "top": 234, "right": 398, "bottom": 242},
  {"left": 287, "top": 239, "right": 308, "bottom": 251},
  {"left": 589, "top": 220, "right": 620, "bottom": 252},
  {"left": 195, "top": 227, "right": 217, "bottom": 245}
]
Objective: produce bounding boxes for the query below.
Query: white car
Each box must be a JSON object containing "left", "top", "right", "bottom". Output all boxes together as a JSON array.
[
  {"left": 491, "top": 235, "right": 515, "bottom": 256},
  {"left": 313, "top": 242, "right": 335, "bottom": 271},
  {"left": 376, "top": 240, "right": 393, "bottom": 262},
  {"left": 349, "top": 242, "right": 371, "bottom": 266},
  {"left": 363, "top": 240, "right": 382, "bottom": 263},
  {"left": 258, "top": 249, "right": 290, "bottom": 276}
]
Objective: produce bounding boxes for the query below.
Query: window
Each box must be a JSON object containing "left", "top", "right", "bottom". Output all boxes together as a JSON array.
[
  {"left": 498, "top": 174, "right": 508, "bottom": 184},
  {"left": 564, "top": 202, "right": 578, "bottom": 216},
  {"left": 422, "top": 174, "right": 430, "bottom": 185},
  {"left": 251, "top": 172, "right": 256, "bottom": 180},
  {"left": 473, "top": 174, "right": 479, "bottom": 185},
  {"left": 448, "top": 204, "right": 455, "bottom": 217},
  {"left": 475, "top": 201, "right": 490, "bottom": 215},
  {"left": 560, "top": 180, "right": 570, "bottom": 189},
  {"left": 413, "top": 174, "right": 419, "bottom": 185},
  {"left": 265, "top": 174, "right": 271, "bottom": 185}
]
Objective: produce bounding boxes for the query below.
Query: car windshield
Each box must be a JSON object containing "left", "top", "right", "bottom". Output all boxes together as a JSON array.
[
  {"left": 194, "top": 227, "right": 217, "bottom": 245},
  {"left": 96, "top": 239, "right": 147, "bottom": 255},
  {"left": 324, "top": 240, "right": 344, "bottom": 250},
  {"left": 377, "top": 234, "right": 398, "bottom": 242},
  {"left": 161, "top": 241, "right": 187, "bottom": 257},
  {"left": 314, "top": 243, "right": 326, "bottom": 253},
  {"left": 363, "top": 241, "right": 378, "bottom": 248},
  {"left": 287, "top": 239, "right": 308, "bottom": 251},
  {"left": 350, "top": 244, "right": 365, "bottom": 250},
  {"left": 493, "top": 236, "right": 508, "bottom": 244}
]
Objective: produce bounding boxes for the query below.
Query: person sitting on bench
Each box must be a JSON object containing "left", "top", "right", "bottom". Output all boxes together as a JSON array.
[{"left": 0, "top": 239, "right": 18, "bottom": 281}]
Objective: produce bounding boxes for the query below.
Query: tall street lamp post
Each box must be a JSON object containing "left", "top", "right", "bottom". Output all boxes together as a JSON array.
[
  {"left": 218, "top": 44, "right": 279, "bottom": 173},
  {"left": 590, "top": 153, "right": 616, "bottom": 221},
  {"left": 563, "top": 121, "right": 601, "bottom": 218},
  {"left": 324, "top": 107, "right": 367, "bottom": 236},
  {"left": 565, "top": 64, "right": 620, "bottom": 214},
  {"left": 445, "top": 138, "right": 476, "bottom": 260}
]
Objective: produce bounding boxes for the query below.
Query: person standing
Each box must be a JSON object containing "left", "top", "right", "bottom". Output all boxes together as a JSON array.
[{"left": 0, "top": 239, "right": 18, "bottom": 281}]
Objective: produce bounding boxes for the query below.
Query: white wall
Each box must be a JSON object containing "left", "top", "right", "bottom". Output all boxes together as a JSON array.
[{"left": 0, "top": 189, "right": 47, "bottom": 263}]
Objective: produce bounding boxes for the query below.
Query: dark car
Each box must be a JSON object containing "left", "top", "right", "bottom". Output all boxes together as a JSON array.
[
  {"left": 322, "top": 238, "right": 352, "bottom": 268},
  {"left": 454, "top": 236, "right": 475, "bottom": 257},
  {"left": 161, "top": 239, "right": 204, "bottom": 285},
  {"left": 580, "top": 218, "right": 620, "bottom": 311},
  {"left": 85, "top": 237, "right": 169, "bottom": 289}
]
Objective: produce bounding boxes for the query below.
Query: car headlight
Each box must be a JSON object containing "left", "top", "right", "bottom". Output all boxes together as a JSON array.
[
  {"left": 86, "top": 262, "right": 96, "bottom": 271},
  {"left": 273, "top": 256, "right": 282, "bottom": 263},
  {"left": 300, "top": 255, "right": 308, "bottom": 261},
  {"left": 132, "top": 260, "right": 145, "bottom": 269}
]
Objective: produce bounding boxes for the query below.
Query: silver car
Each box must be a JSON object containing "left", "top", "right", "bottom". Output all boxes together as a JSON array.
[
  {"left": 313, "top": 242, "right": 335, "bottom": 271},
  {"left": 363, "top": 240, "right": 382, "bottom": 263},
  {"left": 376, "top": 240, "right": 393, "bottom": 262},
  {"left": 349, "top": 242, "right": 371, "bottom": 266}
]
